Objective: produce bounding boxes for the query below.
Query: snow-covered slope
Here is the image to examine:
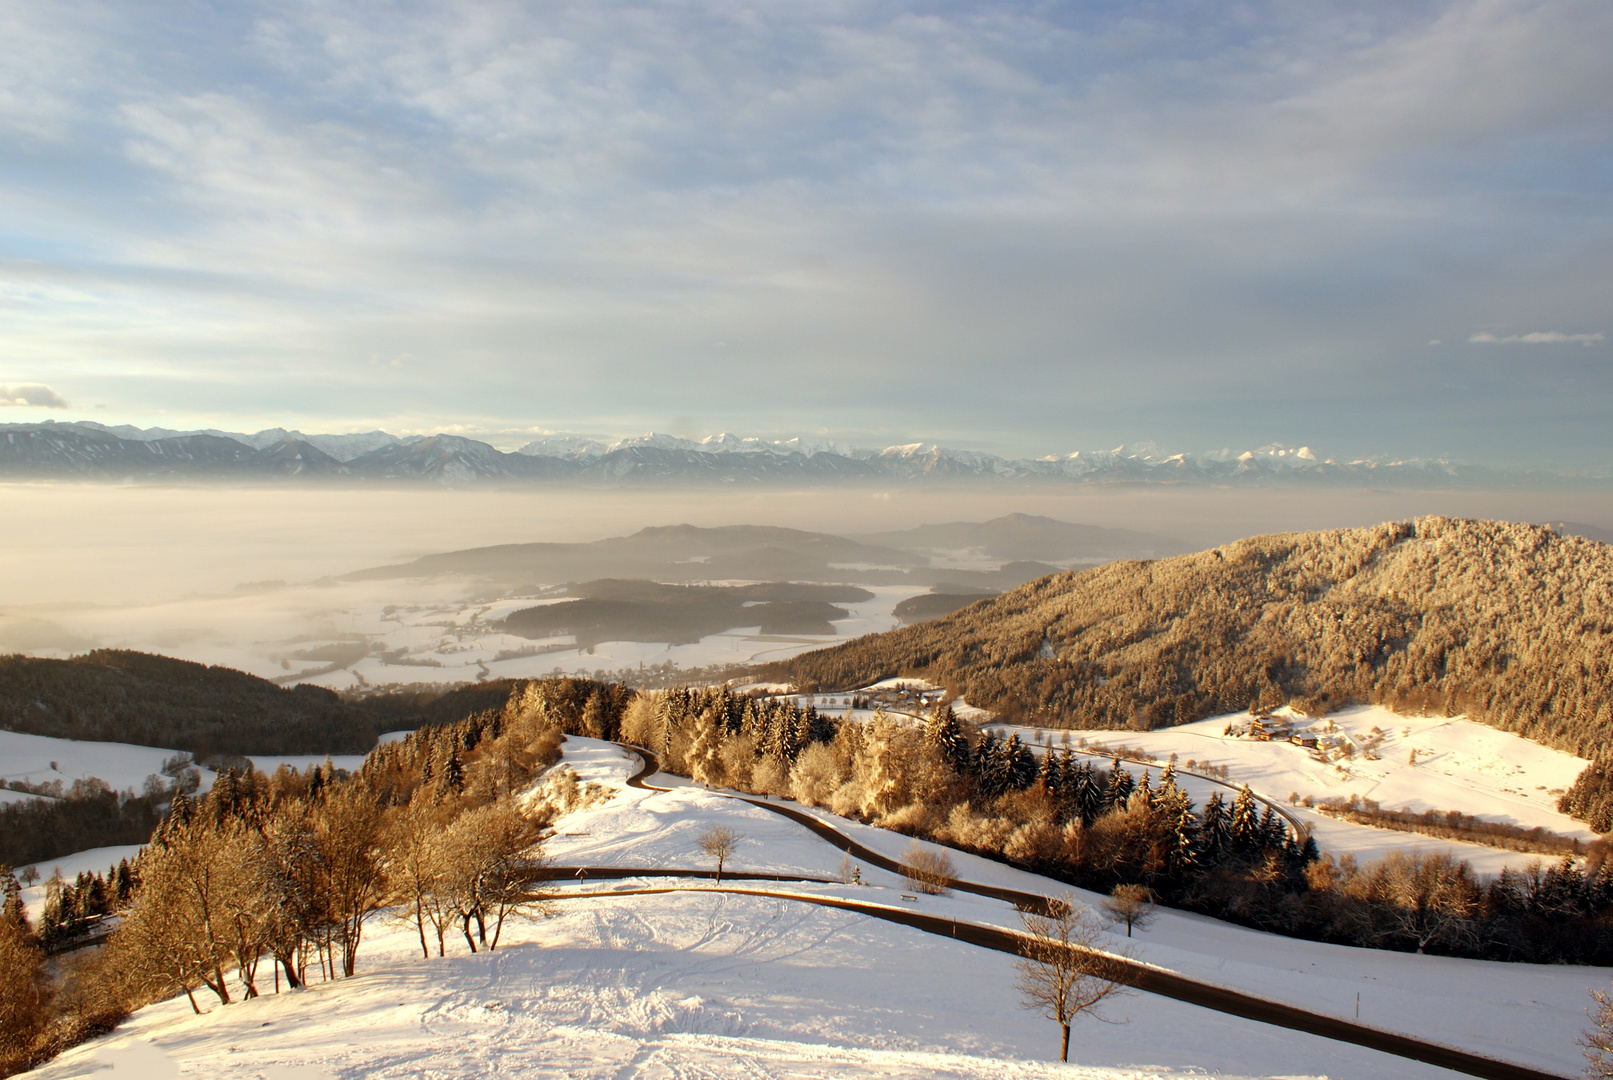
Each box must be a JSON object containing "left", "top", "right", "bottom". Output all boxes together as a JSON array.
[
  {"left": 548, "top": 741, "right": 1611, "bottom": 1078},
  {"left": 984, "top": 704, "right": 1595, "bottom": 876},
  {"left": 34, "top": 738, "right": 1606, "bottom": 1080}
]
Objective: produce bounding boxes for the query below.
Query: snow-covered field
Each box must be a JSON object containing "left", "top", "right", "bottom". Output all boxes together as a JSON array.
[
  {"left": 34, "top": 737, "right": 1612, "bottom": 1080},
  {"left": 980, "top": 704, "right": 1597, "bottom": 876},
  {"left": 0, "top": 730, "right": 367, "bottom": 798}
]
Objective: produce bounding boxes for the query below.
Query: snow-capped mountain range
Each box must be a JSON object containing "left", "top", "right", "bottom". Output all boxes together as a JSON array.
[{"left": 0, "top": 420, "right": 1570, "bottom": 487}]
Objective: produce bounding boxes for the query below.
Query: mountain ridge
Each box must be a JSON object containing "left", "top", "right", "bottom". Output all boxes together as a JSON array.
[{"left": 1, "top": 420, "right": 1590, "bottom": 488}]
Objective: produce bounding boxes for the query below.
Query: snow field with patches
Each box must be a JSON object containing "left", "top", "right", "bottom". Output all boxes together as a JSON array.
[
  {"left": 34, "top": 735, "right": 1601, "bottom": 1080},
  {"left": 979, "top": 703, "right": 1596, "bottom": 876}
]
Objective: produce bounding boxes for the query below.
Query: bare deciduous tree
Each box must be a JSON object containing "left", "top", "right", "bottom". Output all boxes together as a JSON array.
[
  {"left": 1581, "top": 984, "right": 1613, "bottom": 1079},
  {"left": 697, "top": 826, "right": 742, "bottom": 884},
  {"left": 1016, "top": 896, "right": 1130, "bottom": 1063},
  {"left": 1101, "top": 884, "right": 1156, "bottom": 937},
  {"left": 390, "top": 801, "right": 454, "bottom": 959}
]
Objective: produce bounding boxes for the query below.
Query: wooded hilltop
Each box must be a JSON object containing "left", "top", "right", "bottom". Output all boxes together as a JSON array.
[{"left": 777, "top": 516, "right": 1613, "bottom": 761}]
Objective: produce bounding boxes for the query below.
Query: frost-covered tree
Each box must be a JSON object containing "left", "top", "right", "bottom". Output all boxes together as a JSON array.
[
  {"left": 1102, "top": 884, "right": 1156, "bottom": 937},
  {"left": 687, "top": 706, "right": 727, "bottom": 788},
  {"left": 0, "top": 894, "right": 51, "bottom": 1071}
]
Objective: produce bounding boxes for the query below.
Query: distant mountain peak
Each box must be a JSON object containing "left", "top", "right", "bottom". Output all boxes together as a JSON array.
[{"left": 0, "top": 419, "right": 1593, "bottom": 489}]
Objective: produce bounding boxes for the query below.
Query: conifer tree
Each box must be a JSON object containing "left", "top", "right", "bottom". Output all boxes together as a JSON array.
[
  {"left": 1074, "top": 762, "right": 1103, "bottom": 825},
  {"left": 437, "top": 752, "right": 465, "bottom": 799},
  {"left": 687, "top": 706, "right": 726, "bottom": 788},
  {"left": 795, "top": 705, "right": 834, "bottom": 750},
  {"left": 1040, "top": 746, "right": 1066, "bottom": 793},
  {"left": 973, "top": 732, "right": 1004, "bottom": 797},
  {"left": 1230, "top": 785, "right": 1261, "bottom": 853},
  {"left": 924, "top": 704, "right": 972, "bottom": 774},
  {"left": 1, "top": 869, "right": 28, "bottom": 934},
  {"left": 1258, "top": 805, "right": 1285, "bottom": 848},
  {"left": 1005, "top": 734, "right": 1038, "bottom": 791},
  {"left": 1132, "top": 769, "right": 1153, "bottom": 809},
  {"left": 1105, "top": 761, "right": 1135, "bottom": 810},
  {"left": 1199, "top": 791, "right": 1229, "bottom": 861}
]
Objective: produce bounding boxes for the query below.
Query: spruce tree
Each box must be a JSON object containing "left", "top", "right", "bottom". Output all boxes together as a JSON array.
[
  {"left": 1040, "top": 746, "right": 1066, "bottom": 793},
  {"left": 113, "top": 859, "right": 135, "bottom": 905},
  {"left": 1168, "top": 795, "right": 1200, "bottom": 879},
  {"left": 1199, "top": 791, "right": 1228, "bottom": 861},
  {"left": 1006, "top": 735, "right": 1038, "bottom": 791},
  {"left": 1105, "top": 761, "right": 1135, "bottom": 810},
  {"left": 1258, "top": 805, "right": 1285, "bottom": 848},
  {"left": 924, "top": 704, "right": 972, "bottom": 775},
  {"left": 796, "top": 705, "right": 834, "bottom": 750},
  {"left": 1074, "top": 762, "right": 1103, "bottom": 825},
  {"left": 1230, "top": 785, "right": 1261, "bottom": 853},
  {"left": 1158, "top": 761, "right": 1177, "bottom": 792},
  {"left": 973, "top": 732, "right": 1003, "bottom": 797},
  {"left": 438, "top": 752, "right": 465, "bottom": 798},
  {"left": 1, "top": 869, "right": 28, "bottom": 933},
  {"left": 1133, "top": 769, "right": 1153, "bottom": 809}
]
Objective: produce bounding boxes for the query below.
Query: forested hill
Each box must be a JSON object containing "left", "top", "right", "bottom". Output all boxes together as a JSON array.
[
  {"left": 777, "top": 517, "right": 1613, "bottom": 758},
  {"left": 0, "top": 651, "right": 381, "bottom": 755},
  {"left": 0, "top": 653, "right": 631, "bottom": 760}
]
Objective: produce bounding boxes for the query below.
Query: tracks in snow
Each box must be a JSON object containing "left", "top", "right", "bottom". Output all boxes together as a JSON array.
[{"left": 535, "top": 742, "right": 1570, "bottom": 1080}]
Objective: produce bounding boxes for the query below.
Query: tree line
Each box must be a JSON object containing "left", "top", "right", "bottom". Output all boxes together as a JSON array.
[
  {"left": 0, "top": 781, "right": 167, "bottom": 870},
  {"left": 626, "top": 687, "right": 1613, "bottom": 965}
]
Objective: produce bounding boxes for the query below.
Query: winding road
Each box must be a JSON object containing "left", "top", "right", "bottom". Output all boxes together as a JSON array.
[{"left": 540, "top": 741, "right": 1570, "bottom": 1080}]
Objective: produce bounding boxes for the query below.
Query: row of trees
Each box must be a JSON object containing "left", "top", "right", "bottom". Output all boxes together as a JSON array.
[
  {"left": 0, "top": 780, "right": 167, "bottom": 869},
  {"left": 633, "top": 687, "right": 1613, "bottom": 963}
]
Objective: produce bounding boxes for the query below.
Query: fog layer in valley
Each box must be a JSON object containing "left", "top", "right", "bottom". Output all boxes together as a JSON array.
[{"left": 4, "top": 482, "right": 1609, "bottom": 687}]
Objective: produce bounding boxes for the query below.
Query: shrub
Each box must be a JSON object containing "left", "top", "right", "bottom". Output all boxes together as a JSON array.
[{"left": 900, "top": 841, "right": 956, "bottom": 895}]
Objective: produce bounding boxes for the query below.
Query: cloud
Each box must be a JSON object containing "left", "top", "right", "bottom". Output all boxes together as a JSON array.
[
  {"left": 0, "top": 2, "right": 1610, "bottom": 467},
  {"left": 1468, "top": 331, "right": 1606, "bottom": 345},
  {"left": 0, "top": 384, "right": 69, "bottom": 407}
]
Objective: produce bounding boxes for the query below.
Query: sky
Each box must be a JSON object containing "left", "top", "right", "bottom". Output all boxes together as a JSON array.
[{"left": 0, "top": 1, "right": 1609, "bottom": 468}]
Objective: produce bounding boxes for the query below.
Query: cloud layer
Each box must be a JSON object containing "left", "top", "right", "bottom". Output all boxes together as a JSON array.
[
  {"left": 0, "top": 385, "right": 69, "bottom": 408},
  {"left": 1469, "top": 332, "right": 1606, "bottom": 345},
  {"left": 0, "top": 1, "right": 1610, "bottom": 466}
]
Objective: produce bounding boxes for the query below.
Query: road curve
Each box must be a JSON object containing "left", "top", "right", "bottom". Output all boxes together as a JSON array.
[{"left": 606, "top": 741, "right": 1569, "bottom": 1080}]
